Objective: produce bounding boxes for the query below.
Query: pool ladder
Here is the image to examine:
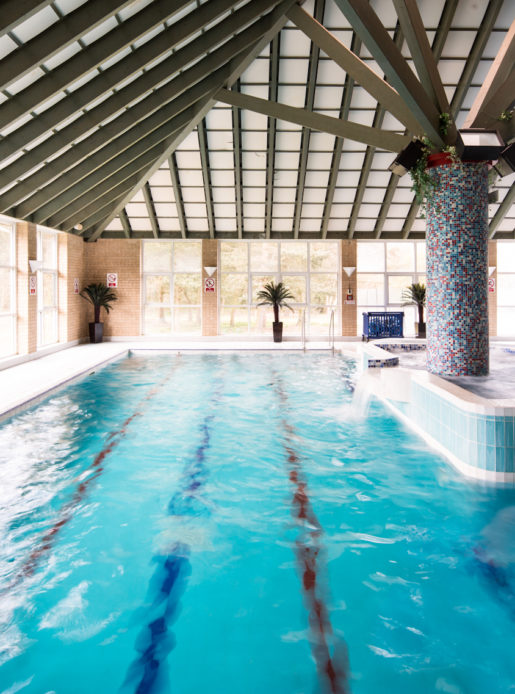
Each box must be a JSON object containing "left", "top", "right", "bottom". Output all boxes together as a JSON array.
[{"left": 329, "top": 309, "right": 335, "bottom": 355}]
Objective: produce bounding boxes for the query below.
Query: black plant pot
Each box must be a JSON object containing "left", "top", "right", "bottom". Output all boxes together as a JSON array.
[
  {"left": 416, "top": 321, "right": 426, "bottom": 339},
  {"left": 273, "top": 321, "right": 283, "bottom": 343},
  {"left": 89, "top": 322, "right": 104, "bottom": 343}
]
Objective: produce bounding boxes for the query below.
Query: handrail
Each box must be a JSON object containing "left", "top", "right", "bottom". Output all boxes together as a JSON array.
[
  {"left": 301, "top": 308, "right": 306, "bottom": 352},
  {"left": 329, "top": 309, "right": 335, "bottom": 355}
]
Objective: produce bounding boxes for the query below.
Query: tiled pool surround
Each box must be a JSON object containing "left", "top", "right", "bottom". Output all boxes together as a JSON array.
[
  {"left": 365, "top": 343, "right": 515, "bottom": 484},
  {"left": 426, "top": 159, "right": 489, "bottom": 376}
]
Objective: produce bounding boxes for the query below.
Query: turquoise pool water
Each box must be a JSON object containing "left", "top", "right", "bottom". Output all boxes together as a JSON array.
[{"left": 0, "top": 353, "right": 514, "bottom": 694}]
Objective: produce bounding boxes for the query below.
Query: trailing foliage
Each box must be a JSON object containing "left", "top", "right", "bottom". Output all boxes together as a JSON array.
[
  {"left": 402, "top": 282, "right": 426, "bottom": 325},
  {"left": 256, "top": 281, "right": 295, "bottom": 323},
  {"left": 80, "top": 282, "right": 118, "bottom": 323},
  {"left": 409, "top": 138, "right": 434, "bottom": 216}
]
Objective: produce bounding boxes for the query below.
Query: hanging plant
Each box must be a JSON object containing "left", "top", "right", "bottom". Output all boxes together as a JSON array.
[{"left": 409, "top": 137, "right": 434, "bottom": 217}]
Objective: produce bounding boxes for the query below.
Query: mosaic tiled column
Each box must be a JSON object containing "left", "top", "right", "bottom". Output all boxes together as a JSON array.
[{"left": 426, "top": 158, "right": 489, "bottom": 376}]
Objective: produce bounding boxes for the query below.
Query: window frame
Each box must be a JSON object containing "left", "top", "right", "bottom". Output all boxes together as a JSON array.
[
  {"left": 37, "top": 227, "right": 59, "bottom": 348},
  {"left": 0, "top": 218, "right": 17, "bottom": 358}
]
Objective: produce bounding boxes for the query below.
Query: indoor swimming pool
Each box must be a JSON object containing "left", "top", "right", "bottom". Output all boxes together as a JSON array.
[{"left": 0, "top": 352, "right": 514, "bottom": 694}]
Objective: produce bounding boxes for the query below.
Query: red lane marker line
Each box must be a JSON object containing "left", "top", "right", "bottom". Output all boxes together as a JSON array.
[
  {"left": 5, "top": 369, "right": 176, "bottom": 592},
  {"left": 276, "top": 380, "right": 350, "bottom": 694}
]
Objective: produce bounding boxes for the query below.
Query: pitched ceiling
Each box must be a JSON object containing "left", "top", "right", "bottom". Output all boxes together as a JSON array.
[{"left": 0, "top": 0, "right": 513, "bottom": 241}]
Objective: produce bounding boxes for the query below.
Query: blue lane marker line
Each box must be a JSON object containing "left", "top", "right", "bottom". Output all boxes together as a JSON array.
[{"left": 121, "top": 379, "right": 222, "bottom": 694}]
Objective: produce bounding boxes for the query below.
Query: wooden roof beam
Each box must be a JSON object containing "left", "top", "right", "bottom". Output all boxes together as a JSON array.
[
  {"left": 198, "top": 119, "right": 216, "bottom": 239},
  {"left": 265, "top": 36, "right": 280, "bottom": 239},
  {"left": 0, "top": 0, "right": 53, "bottom": 38},
  {"left": 287, "top": 3, "right": 421, "bottom": 136},
  {"left": 142, "top": 183, "right": 160, "bottom": 240},
  {"left": 217, "top": 88, "right": 410, "bottom": 152},
  {"left": 168, "top": 153, "right": 188, "bottom": 240},
  {"left": 489, "top": 183, "right": 515, "bottom": 238},
  {"left": 119, "top": 208, "right": 132, "bottom": 239}
]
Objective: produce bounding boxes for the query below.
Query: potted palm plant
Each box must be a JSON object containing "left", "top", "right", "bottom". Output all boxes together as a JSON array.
[
  {"left": 80, "top": 282, "right": 118, "bottom": 343},
  {"left": 402, "top": 282, "right": 426, "bottom": 338},
  {"left": 256, "top": 281, "right": 295, "bottom": 343}
]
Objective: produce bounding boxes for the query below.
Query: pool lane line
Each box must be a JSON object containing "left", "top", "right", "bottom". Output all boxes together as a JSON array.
[
  {"left": 122, "top": 378, "right": 223, "bottom": 694},
  {"left": 274, "top": 376, "right": 351, "bottom": 694},
  {"left": 4, "top": 366, "right": 179, "bottom": 593}
]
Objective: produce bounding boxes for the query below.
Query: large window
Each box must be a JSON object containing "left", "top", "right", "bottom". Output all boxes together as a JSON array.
[
  {"left": 497, "top": 242, "right": 515, "bottom": 336},
  {"left": 220, "top": 241, "right": 340, "bottom": 335},
  {"left": 357, "top": 241, "right": 426, "bottom": 337},
  {"left": 142, "top": 241, "right": 202, "bottom": 335},
  {"left": 0, "top": 219, "right": 16, "bottom": 358},
  {"left": 37, "top": 228, "right": 58, "bottom": 347}
]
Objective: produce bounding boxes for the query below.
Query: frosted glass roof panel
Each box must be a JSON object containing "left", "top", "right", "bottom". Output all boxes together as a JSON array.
[{"left": 12, "top": 6, "right": 58, "bottom": 43}]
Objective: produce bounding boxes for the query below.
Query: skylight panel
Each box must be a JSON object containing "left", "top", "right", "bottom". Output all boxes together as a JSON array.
[
  {"left": 210, "top": 170, "right": 235, "bottom": 188},
  {"left": 240, "top": 57, "right": 269, "bottom": 84},
  {"left": 148, "top": 170, "right": 173, "bottom": 186},
  {"left": 242, "top": 188, "right": 266, "bottom": 203},
  {"left": 348, "top": 110, "right": 375, "bottom": 127},
  {"left": 129, "top": 218, "right": 151, "bottom": 231},
  {"left": 279, "top": 58, "right": 310, "bottom": 84},
  {"left": 301, "top": 203, "right": 324, "bottom": 217},
  {"left": 241, "top": 131, "right": 267, "bottom": 151},
  {"left": 207, "top": 130, "right": 233, "bottom": 150},
  {"left": 330, "top": 203, "right": 353, "bottom": 217},
  {"left": 380, "top": 219, "right": 403, "bottom": 232},
  {"left": 276, "top": 119, "right": 302, "bottom": 132},
  {"left": 272, "top": 218, "right": 293, "bottom": 232},
  {"left": 359, "top": 203, "right": 381, "bottom": 218},
  {"left": 213, "top": 203, "right": 236, "bottom": 218},
  {"left": 242, "top": 170, "right": 266, "bottom": 187},
  {"left": 381, "top": 112, "right": 405, "bottom": 131},
  {"left": 441, "top": 31, "right": 477, "bottom": 59},
  {"left": 181, "top": 187, "right": 205, "bottom": 203},
  {"left": 55, "top": 110, "right": 83, "bottom": 131},
  {"left": 43, "top": 41, "right": 82, "bottom": 71},
  {"left": 300, "top": 219, "right": 322, "bottom": 232},
  {"left": 275, "top": 152, "right": 301, "bottom": 169},
  {"left": 354, "top": 219, "right": 375, "bottom": 232},
  {"left": 0, "top": 112, "right": 33, "bottom": 138},
  {"left": 209, "top": 151, "right": 235, "bottom": 169},
  {"left": 326, "top": 218, "right": 349, "bottom": 231},
  {"left": 370, "top": 0, "right": 398, "bottom": 29},
  {"left": 105, "top": 217, "right": 123, "bottom": 231},
  {"left": 175, "top": 151, "right": 202, "bottom": 169},
  {"left": 273, "top": 203, "right": 295, "bottom": 217},
  {"left": 389, "top": 204, "right": 411, "bottom": 218},
  {"left": 273, "top": 171, "right": 298, "bottom": 187},
  {"left": 175, "top": 130, "right": 198, "bottom": 151},
  {"left": 119, "top": 0, "right": 161, "bottom": 22},
  {"left": 244, "top": 203, "right": 265, "bottom": 218},
  {"left": 313, "top": 86, "right": 344, "bottom": 110},
  {"left": 323, "top": 1, "right": 352, "bottom": 29},
  {"left": 309, "top": 132, "right": 336, "bottom": 152},
  {"left": 277, "top": 85, "right": 306, "bottom": 108},
  {"left": 306, "top": 152, "right": 333, "bottom": 169},
  {"left": 215, "top": 218, "right": 237, "bottom": 232},
  {"left": 150, "top": 187, "right": 174, "bottom": 202},
  {"left": 372, "top": 152, "right": 396, "bottom": 170},
  {"left": 336, "top": 170, "right": 360, "bottom": 187},
  {"left": 126, "top": 202, "right": 147, "bottom": 216},
  {"left": 339, "top": 151, "right": 365, "bottom": 169},
  {"left": 99, "top": 46, "right": 132, "bottom": 72},
  {"left": 210, "top": 187, "right": 234, "bottom": 204},
  {"left": 54, "top": 0, "right": 88, "bottom": 12},
  {"left": 317, "top": 59, "right": 347, "bottom": 85},
  {"left": 133, "top": 24, "right": 166, "bottom": 50},
  {"left": 206, "top": 106, "right": 233, "bottom": 130},
  {"left": 305, "top": 170, "right": 330, "bottom": 188},
  {"left": 131, "top": 189, "right": 145, "bottom": 202},
  {"left": 243, "top": 218, "right": 265, "bottom": 232},
  {"left": 154, "top": 203, "right": 177, "bottom": 217},
  {"left": 241, "top": 110, "right": 268, "bottom": 130},
  {"left": 367, "top": 171, "right": 390, "bottom": 187},
  {"left": 67, "top": 68, "right": 100, "bottom": 93},
  {"left": 157, "top": 217, "right": 181, "bottom": 231},
  {"left": 183, "top": 202, "right": 207, "bottom": 217},
  {"left": 280, "top": 28, "right": 311, "bottom": 57},
  {"left": 275, "top": 131, "right": 302, "bottom": 151},
  {"left": 303, "top": 188, "right": 326, "bottom": 204},
  {"left": 350, "top": 87, "right": 378, "bottom": 110},
  {"left": 7, "top": 67, "right": 46, "bottom": 96},
  {"left": 240, "top": 84, "right": 269, "bottom": 100},
  {"left": 81, "top": 17, "right": 119, "bottom": 46},
  {"left": 332, "top": 188, "right": 356, "bottom": 203},
  {"left": 12, "top": 6, "right": 58, "bottom": 43},
  {"left": 242, "top": 152, "right": 266, "bottom": 170}
]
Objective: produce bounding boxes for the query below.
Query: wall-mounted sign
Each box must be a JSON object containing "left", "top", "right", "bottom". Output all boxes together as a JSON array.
[
  {"left": 73, "top": 278, "right": 79, "bottom": 294},
  {"left": 107, "top": 272, "right": 118, "bottom": 288},
  {"left": 204, "top": 277, "right": 215, "bottom": 293},
  {"left": 345, "top": 290, "right": 355, "bottom": 305},
  {"left": 29, "top": 275, "right": 37, "bottom": 296},
  {"left": 488, "top": 277, "right": 496, "bottom": 293}
]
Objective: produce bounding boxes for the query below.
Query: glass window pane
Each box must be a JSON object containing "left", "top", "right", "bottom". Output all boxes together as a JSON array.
[
  {"left": 310, "top": 273, "right": 338, "bottom": 306},
  {"left": 0, "top": 227, "right": 11, "bottom": 265},
  {"left": 249, "top": 305, "right": 272, "bottom": 334},
  {"left": 395, "top": 305, "right": 415, "bottom": 337},
  {"left": 0, "top": 268, "right": 10, "bottom": 312},
  {"left": 143, "top": 241, "right": 172, "bottom": 272},
  {"left": 357, "top": 242, "right": 385, "bottom": 272},
  {"left": 0, "top": 316, "right": 14, "bottom": 357},
  {"left": 221, "top": 273, "right": 248, "bottom": 305},
  {"left": 145, "top": 275, "right": 170, "bottom": 304},
  {"left": 498, "top": 307, "right": 515, "bottom": 336},
  {"left": 357, "top": 274, "right": 384, "bottom": 305},
  {"left": 251, "top": 275, "right": 275, "bottom": 304},
  {"left": 43, "top": 272, "right": 56, "bottom": 306},
  {"left": 250, "top": 241, "right": 279, "bottom": 272},
  {"left": 497, "top": 274, "right": 515, "bottom": 306},
  {"left": 41, "top": 233, "right": 56, "bottom": 269},
  {"left": 497, "top": 243, "right": 515, "bottom": 273},
  {"left": 282, "top": 275, "right": 305, "bottom": 303},
  {"left": 281, "top": 242, "right": 307, "bottom": 272},
  {"left": 387, "top": 242, "right": 414, "bottom": 272},
  {"left": 144, "top": 307, "right": 171, "bottom": 335},
  {"left": 309, "top": 306, "right": 334, "bottom": 335},
  {"left": 174, "top": 307, "right": 201, "bottom": 334},
  {"left": 42, "top": 309, "right": 57, "bottom": 345},
  {"left": 416, "top": 242, "right": 426, "bottom": 272},
  {"left": 221, "top": 242, "right": 248, "bottom": 272},
  {"left": 174, "top": 273, "right": 201, "bottom": 305},
  {"left": 280, "top": 306, "right": 302, "bottom": 335},
  {"left": 310, "top": 242, "right": 338, "bottom": 271},
  {"left": 388, "top": 275, "right": 413, "bottom": 304},
  {"left": 220, "top": 307, "right": 249, "bottom": 333},
  {"left": 174, "top": 241, "right": 201, "bottom": 272}
]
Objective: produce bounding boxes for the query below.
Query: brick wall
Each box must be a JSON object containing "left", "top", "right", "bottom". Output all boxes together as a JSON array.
[
  {"left": 202, "top": 240, "right": 218, "bottom": 336},
  {"left": 341, "top": 240, "right": 357, "bottom": 336},
  {"left": 84, "top": 239, "right": 141, "bottom": 337}
]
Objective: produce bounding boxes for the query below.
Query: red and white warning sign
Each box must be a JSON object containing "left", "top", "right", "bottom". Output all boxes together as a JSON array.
[
  {"left": 204, "top": 277, "right": 215, "bottom": 293},
  {"left": 107, "top": 272, "right": 118, "bottom": 288},
  {"left": 29, "top": 275, "right": 37, "bottom": 296},
  {"left": 488, "top": 277, "right": 496, "bottom": 293},
  {"left": 74, "top": 277, "right": 79, "bottom": 294}
]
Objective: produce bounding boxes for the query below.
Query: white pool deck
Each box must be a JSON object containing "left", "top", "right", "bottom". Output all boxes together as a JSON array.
[{"left": 0, "top": 339, "right": 361, "bottom": 420}]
